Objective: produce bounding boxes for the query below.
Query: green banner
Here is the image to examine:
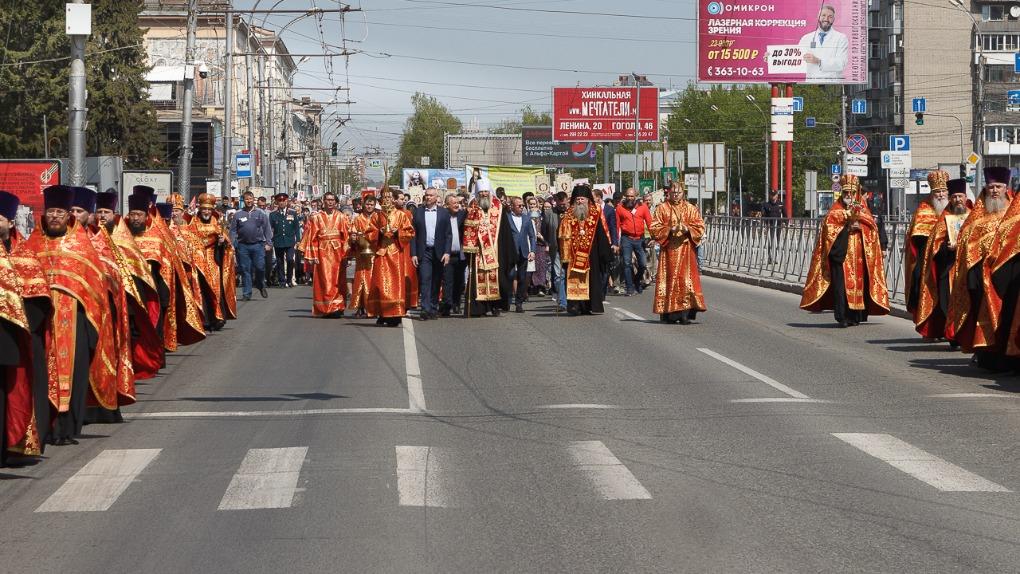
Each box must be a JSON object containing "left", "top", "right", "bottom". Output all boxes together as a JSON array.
[
  {"left": 466, "top": 164, "right": 546, "bottom": 198},
  {"left": 638, "top": 178, "right": 655, "bottom": 197}
]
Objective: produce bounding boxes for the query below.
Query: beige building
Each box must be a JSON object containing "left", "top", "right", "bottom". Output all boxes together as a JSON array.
[{"left": 140, "top": 0, "right": 317, "bottom": 197}]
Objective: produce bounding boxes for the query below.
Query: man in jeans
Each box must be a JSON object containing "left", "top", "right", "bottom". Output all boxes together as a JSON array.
[
  {"left": 543, "top": 191, "right": 568, "bottom": 313},
  {"left": 230, "top": 190, "right": 273, "bottom": 301},
  {"left": 270, "top": 193, "right": 300, "bottom": 288},
  {"left": 615, "top": 187, "right": 652, "bottom": 296}
]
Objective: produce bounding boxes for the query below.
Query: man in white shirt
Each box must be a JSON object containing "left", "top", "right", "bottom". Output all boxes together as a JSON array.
[
  {"left": 797, "top": 4, "right": 849, "bottom": 82},
  {"left": 507, "top": 196, "right": 536, "bottom": 313},
  {"left": 440, "top": 194, "right": 468, "bottom": 316},
  {"left": 411, "top": 187, "right": 452, "bottom": 319}
]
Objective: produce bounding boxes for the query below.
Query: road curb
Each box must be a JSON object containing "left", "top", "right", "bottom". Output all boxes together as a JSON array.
[{"left": 702, "top": 267, "right": 912, "bottom": 321}]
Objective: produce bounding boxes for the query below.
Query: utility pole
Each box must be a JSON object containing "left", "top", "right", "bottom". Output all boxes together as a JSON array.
[
  {"left": 221, "top": 8, "right": 233, "bottom": 202},
  {"left": 245, "top": 50, "right": 256, "bottom": 163},
  {"left": 267, "top": 64, "right": 275, "bottom": 190},
  {"left": 67, "top": 1, "right": 90, "bottom": 186},
  {"left": 257, "top": 54, "right": 267, "bottom": 186},
  {"left": 840, "top": 86, "right": 848, "bottom": 172},
  {"left": 632, "top": 72, "right": 641, "bottom": 192},
  {"left": 177, "top": 0, "right": 198, "bottom": 199}
]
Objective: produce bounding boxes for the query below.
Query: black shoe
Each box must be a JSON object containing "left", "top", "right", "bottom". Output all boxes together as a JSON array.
[
  {"left": 452, "top": 305, "right": 461, "bottom": 315},
  {"left": 242, "top": 294, "right": 252, "bottom": 302},
  {"left": 491, "top": 309, "right": 501, "bottom": 317},
  {"left": 376, "top": 317, "right": 385, "bottom": 325},
  {"left": 419, "top": 312, "right": 430, "bottom": 321},
  {"left": 259, "top": 287, "right": 269, "bottom": 299},
  {"left": 515, "top": 304, "right": 524, "bottom": 313},
  {"left": 557, "top": 305, "right": 567, "bottom": 314},
  {"left": 836, "top": 320, "right": 849, "bottom": 328},
  {"left": 212, "top": 319, "right": 226, "bottom": 331},
  {"left": 440, "top": 307, "right": 451, "bottom": 317}
]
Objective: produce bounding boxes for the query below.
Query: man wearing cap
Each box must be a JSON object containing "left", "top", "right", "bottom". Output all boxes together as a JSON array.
[
  {"left": 184, "top": 193, "right": 236, "bottom": 328},
  {"left": 270, "top": 193, "right": 300, "bottom": 288},
  {"left": 558, "top": 184, "right": 612, "bottom": 316},
  {"left": 16, "top": 185, "right": 118, "bottom": 445},
  {"left": 97, "top": 190, "right": 163, "bottom": 380},
  {"left": 230, "top": 190, "right": 273, "bottom": 301},
  {"left": 303, "top": 192, "right": 350, "bottom": 318},
  {"left": 905, "top": 171, "right": 948, "bottom": 314},
  {"left": 0, "top": 190, "right": 50, "bottom": 457},
  {"left": 914, "top": 178, "right": 969, "bottom": 346},
  {"left": 967, "top": 167, "right": 1020, "bottom": 368},
  {"left": 346, "top": 191, "right": 376, "bottom": 318},
  {"left": 801, "top": 175, "right": 890, "bottom": 327},
  {"left": 72, "top": 187, "right": 137, "bottom": 417},
  {"left": 462, "top": 180, "right": 514, "bottom": 317},
  {"left": 650, "top": 182, "right": 707, "bottom": 325}
]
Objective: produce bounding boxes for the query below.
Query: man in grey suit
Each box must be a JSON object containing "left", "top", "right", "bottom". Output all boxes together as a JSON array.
[{"left": 506, "top": 196, "right": 536, "bottom": 313}]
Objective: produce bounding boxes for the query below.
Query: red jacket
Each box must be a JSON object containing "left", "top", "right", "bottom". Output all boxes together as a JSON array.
[{"left": 616, "top": 203, "right": 652, "bottom": 239}]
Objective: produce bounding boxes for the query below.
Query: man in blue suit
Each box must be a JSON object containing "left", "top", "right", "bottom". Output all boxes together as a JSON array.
[
  {"left": 411, "top": 187, "right": 452, "bottom": 320},
  {"left": 441, "top": 193, "right": 469, "bottom": 317},
  {"left": 506, "top": 196, "right": 536, "bottom": 313}
]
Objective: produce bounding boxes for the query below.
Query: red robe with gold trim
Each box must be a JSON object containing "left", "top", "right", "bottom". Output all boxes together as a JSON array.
[
  {"left": 914, "top": 209, "right": 969, "bottom": 340},
  {"left": 347, "top": 213, "right": 374, "bottom": 312},
  {"left": 111, "top": 220, "right": 163, "bottom": 379},
  {"left": 303, "top": 210, "right": 351, "bottom": 317},
  {"left": 366, "top": 208, "right": 415, "bottom": 318},
  {"left": 905, "top": 201, "right": 938, "bottom": 313},
  {"left": 650, "top": 201, "right": 707, "bottom": 316},
  {"left": 183, "top": 214, "right": 237, "bottom": 321},
  {"left": 946, "top": 201, "right": 1004, "bottom": 351}
]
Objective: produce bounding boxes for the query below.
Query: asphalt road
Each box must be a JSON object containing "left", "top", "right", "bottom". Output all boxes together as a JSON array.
[{"left": 3, "top": 276, "right": 1020, "bottom": 573}]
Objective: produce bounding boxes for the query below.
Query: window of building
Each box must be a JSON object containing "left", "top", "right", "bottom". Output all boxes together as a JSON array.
[
  {"left": 986, "top": 65, "right": 1020, "bottom": 83},
  {"left": 983, "top": 5, "right": 1005, "bottom": 21},
  {"left": 980, "top": 34, "right": 1020, "bottom": 51}
]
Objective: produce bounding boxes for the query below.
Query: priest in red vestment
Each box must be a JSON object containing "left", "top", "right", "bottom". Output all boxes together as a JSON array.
[
  {"left": 650, "top": 181, "right": 707, "bottom": 324},
  {"left": 558, "top": 184, "right": 612, "bottom": 316},
  {"left": 914, "top": 179, "right": 969, "bottom": 346},
  {"left": 303, "top": 191, "right": 351, "bottom": 318},
  {"left": 347, "top": 191, "right": 376, "bottom": 318},
  {"left": 366, "top": 191, "right": 415, "bottom": 326},
  {"left": 905, "top": 171, "right": 947, "bottom": 313}
]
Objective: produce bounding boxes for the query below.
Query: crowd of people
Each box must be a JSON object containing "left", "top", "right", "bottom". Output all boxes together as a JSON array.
[
  {"left": 0, "top": 184, "right": 234, "bottom": 465},
  {"left": 802, "top": 168, "right": 1020, "bottom": 372},
  {"left": 0, "top": 178, "right": 710, "bottom": 466}
]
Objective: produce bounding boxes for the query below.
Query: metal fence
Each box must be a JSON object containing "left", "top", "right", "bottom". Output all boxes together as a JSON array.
[{"left": 701, "top": 216, "right": 909, "bottom": 305}]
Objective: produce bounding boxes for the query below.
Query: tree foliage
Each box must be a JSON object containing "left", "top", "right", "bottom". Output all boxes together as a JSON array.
[
  {"left": 0, "top": 0, "right": 160, "bottom": 167},
  {"left": 488, "top": 105, "right": 552, "bottom": 135},
  {"left": 391, "top": 92, "right": 462, "bottom": 184},
  {"left": 663, "top": 83, "right": 842, "bottom": 213}
]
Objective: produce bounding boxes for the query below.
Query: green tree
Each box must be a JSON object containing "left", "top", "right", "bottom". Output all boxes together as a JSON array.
[
  {"left": 0, "top": 0, "right": 160, "bottom": 167},
  {"left": 663, "top": 83, "right": 842, "bottom": 214},
  {"left": 489, "top": 105, "right": 552, "bottom": 134},
  {"left": 391, "top": 93, "right": 462, "bottom": 184}
]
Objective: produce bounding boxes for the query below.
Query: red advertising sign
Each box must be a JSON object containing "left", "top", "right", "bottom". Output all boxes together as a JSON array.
[
  {"left": 0, "top": 160, "right": 61, "bottom": 213},
  {"left": 552, "top": 87, "right": 659, "bottom": 142}
]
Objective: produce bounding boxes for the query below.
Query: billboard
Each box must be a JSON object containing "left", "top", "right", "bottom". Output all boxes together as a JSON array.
[
  {"left": 444, "top": 134, "right": 522, "bottom": 168},
  {"left": 698, "top": 0, "right": 867, "bottom": 84},
  {"left": 401, "top": 168, "right": 467, "bottom": 191},
  {"left": 122, "top": 170, "right": 173, "bottom": 214},
  {"left": 0, "top": 160, "right": 62, "bottom": 213},
  {"left": 465, "top": 165, "right": 546, "bottom": 198},
  {"left": 522, "top": 126, "right": 596, "bottom": 166},
  {"left": 552, "top": 87, "right": 659, "bottom": 142}
]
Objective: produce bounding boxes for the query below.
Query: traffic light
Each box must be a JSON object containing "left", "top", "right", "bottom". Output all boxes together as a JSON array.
[
  {"left": 1007, "top": 131, "right": 1016, "bottom": 145},
  {"left": 331, "top": 142, "right": 338, "bottom": 156},
  {"left": 915, "top": 112, "right": 924, "bottom": 126}
]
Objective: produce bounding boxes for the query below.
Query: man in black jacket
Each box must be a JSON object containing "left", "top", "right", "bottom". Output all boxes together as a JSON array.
[
  {"left": 440, "top": 193, "right": 468, "bottom": 316},
  {"left": 410, "top": 187, "right": 452, "bottom": 320}
]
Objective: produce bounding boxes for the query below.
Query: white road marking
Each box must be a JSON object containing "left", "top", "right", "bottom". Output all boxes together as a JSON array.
[
  {"left": 395, "top": 446, "right": 449, "bottom": 508},
  {"left": 36, "top": 449, "right": 162, "bottom": 512},
  {"left": 567, "top": 441, "right": 652, "bottom": 501},
  {"left": 697, "top": 348, "right": 811, "bottom": 400},
  {"left": 615, "top": 308, "right": 647, "bottom": 322},
  {"left": 402, "top": 318, "right": 428, "bottom": 413},
  {"left": 218, "top": 447, "right": 309, "bottom": 510},
  {"left": 832, "top": 433, "right": 1011, "bottom": 492},
  {"left": 127, "top": 408, "right": 414, "bottom": 419},
  {"left": 537, "top": 403, "right": 621, "bottom": 410},
  {"left": 928, "top": 393, "right": 1020, "bottom": 399},
  {"left": 729, "top": 398, "right": 829, "bottom": 403}
]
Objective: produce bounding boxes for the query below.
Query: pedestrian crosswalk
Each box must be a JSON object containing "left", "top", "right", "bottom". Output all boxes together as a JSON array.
[{"left": 29, "top": 434, "right": 1014, "bottom": 514}]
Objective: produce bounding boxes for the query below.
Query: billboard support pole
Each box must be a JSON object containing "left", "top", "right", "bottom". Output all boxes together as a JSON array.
[
  {"left": 785, "top": 84, "right": 794, "bottom": 218},
  {"left": 67, "top": 0, "right": 88, "bottom": 187},
  {"left": 222, "top": 9, "right": 233, "bottom": 202}
]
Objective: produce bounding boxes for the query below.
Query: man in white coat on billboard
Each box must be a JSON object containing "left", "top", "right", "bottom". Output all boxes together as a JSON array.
[{"left": 798, "top": 4, "right": 849, "bottom": 81}]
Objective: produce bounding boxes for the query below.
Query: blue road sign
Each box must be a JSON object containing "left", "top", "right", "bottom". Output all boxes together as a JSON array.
[
  {"left": 851, "top": 99, "right": 867, "bottom": 115},
  {"left": 1009, "top": 90, "right": 1020, "bottom": 106},
  {"left": 792, "top": 96, "right": 804, "bottom": 112},
  {"left": 847, "top": 133, "right": 869, "bottom": 154},
  {"left": 805, "top": 117, "right": 816, "bottom": 128},
  {"left": 236, "top": 153, "right": 253, "bottom": 178},
  {"left": 911, "top": 97, "right": 926, "bottom": 114},
  {"left": 1015, "top": 52, "right": 1020, "bottom": 73},
  {"left": 831, "top": 164, "right": 842, "bottom": 176},
  {"left": 889, "top": 135, "right": 911, "bottom": 152}
]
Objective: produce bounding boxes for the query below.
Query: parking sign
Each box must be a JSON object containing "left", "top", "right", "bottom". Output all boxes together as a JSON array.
[{"left": 888, "top": 135, "right": 910, "bottom": 152}]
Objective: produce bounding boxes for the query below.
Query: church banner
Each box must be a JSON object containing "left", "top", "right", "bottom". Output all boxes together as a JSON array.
[{"left": 465, "top": 165, "right": 546, "bottom": 198}]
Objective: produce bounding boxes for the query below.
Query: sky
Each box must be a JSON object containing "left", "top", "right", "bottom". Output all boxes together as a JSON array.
[{"left": 237, "top": 0, "right": 700, "bottom": 156}]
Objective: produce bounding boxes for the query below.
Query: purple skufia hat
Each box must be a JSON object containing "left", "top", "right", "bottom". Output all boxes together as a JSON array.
[
  {"left": 96, "top": 191, "right": 118, "bottom": 211},
  {"left": 947, "top": 178, "right": 967, "bottom": 196},
  {"left": 983, "top": 166, "right": 1012, "bottom": 186},
  {"left": 71, "top": 186, "right": 97, "bottom": 213},
  {"left": 0, "top": 190, "right": 20, "bottom": 221},
  {"left": 155, "top": 202, "right": 173, "bottom": 220},
  {"left": 43, "top": 185, "right": 74, "bottom": 210},
  {"left": 127, "top": 193, "right": 150, "bottom": 213}
]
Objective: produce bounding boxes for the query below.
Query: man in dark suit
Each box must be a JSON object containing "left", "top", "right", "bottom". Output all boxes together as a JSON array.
[
  {"left": 506, "top": 196, "right": 536, "bottom": 313},
  {"left": 440, "top": 193, "right": 468, "bottom": 317},
  {"left": 411, "top": 187, "right": 452, "bottom": 320}
]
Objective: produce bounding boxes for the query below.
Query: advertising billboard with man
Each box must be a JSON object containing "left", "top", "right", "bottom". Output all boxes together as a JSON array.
[{"left": 698, "top": 0, "right": 866, "bottom": 84}]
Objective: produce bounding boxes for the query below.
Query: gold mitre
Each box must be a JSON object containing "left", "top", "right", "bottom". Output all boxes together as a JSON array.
[
  {"left": 927, "top": 170, "right": 949, "bottom": 193},
  {"left": 168, "top": 192, "right": 185, "bottom": 210},
  {"left": 197, "top": 193, "right": 217, "bottom": 208},
  {"left": 839, "top": 174, "right": 862, "bottom": 196}
]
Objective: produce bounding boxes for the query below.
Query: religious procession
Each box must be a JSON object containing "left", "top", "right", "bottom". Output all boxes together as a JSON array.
[
  {"left": 0, "top": 184, "right": 235, "bottom": 463},
  {"left": 297, "top": 179, "right": 706, "bottom": 325},
  {"left": 801, "top": 168, "right": 1020, "bottom": 372}
]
